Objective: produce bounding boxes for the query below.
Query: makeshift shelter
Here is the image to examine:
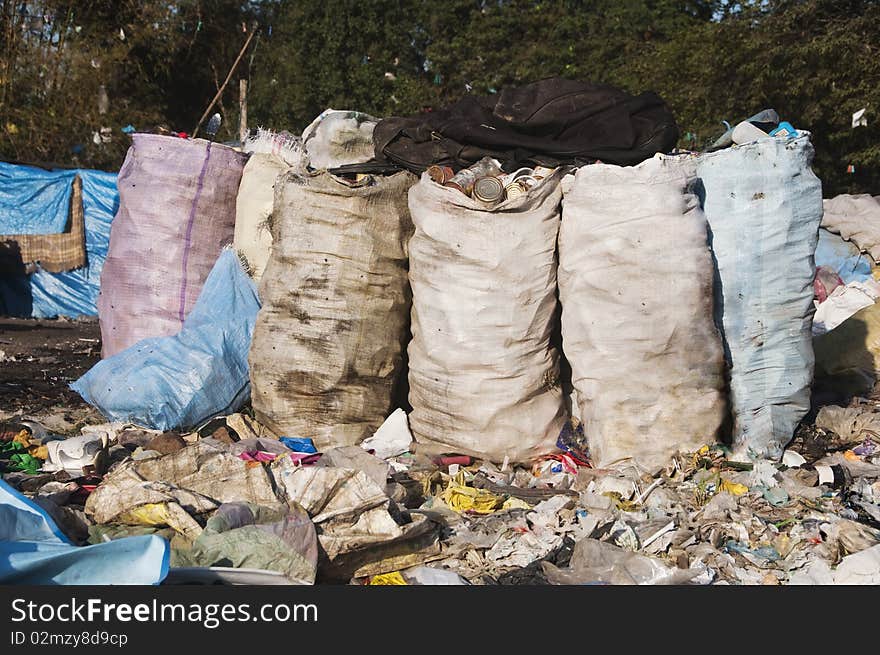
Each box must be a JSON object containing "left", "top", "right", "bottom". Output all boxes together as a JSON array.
[{"left": 0, "top": 161, "right": 118, "bottom": 319}]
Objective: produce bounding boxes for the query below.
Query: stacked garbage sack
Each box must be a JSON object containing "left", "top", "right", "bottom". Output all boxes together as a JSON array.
[{"left": 7, "top": 78, "right": 880, "bottom": 586}]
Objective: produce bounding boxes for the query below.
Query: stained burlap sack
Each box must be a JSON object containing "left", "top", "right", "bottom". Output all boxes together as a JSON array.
[
  {"left": 407, "top": 170, "right": 567, "bottom": 463},
  {"left": 249, "top": 170, "right": 416, "bottom": 448}
]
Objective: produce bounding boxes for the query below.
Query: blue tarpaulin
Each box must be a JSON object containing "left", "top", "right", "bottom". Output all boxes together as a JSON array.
[
  {"left": 0, "top": 162, "right": 118, "bottom": 318},
  {"left": 72, "top": 249, "right": 260, "bottom": 431},
  {"left": 815, "top": 227, "right": 873, "bottom": 285},
  {"left": 0, "top": 163, "right": 75, "bottom": 234},
  {"left": 0, "top": 479, "right": 169, "bottom": 585}
]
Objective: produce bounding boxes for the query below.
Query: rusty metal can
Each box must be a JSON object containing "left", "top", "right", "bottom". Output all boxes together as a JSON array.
[
  {"left": 473, "top": 175, "right": 505, "bottom": 204},
  {"left": 446, "top": 157, "right": 502, "bottom": 196},
  {"left": 504, "top": 181, "right": 526, "bottom": 200},
  {"left": 446, "top": 169, "right": 478, "bottom": 195},
  {"left": 427, "top": 165, "right": 454, "bottom": 185}
]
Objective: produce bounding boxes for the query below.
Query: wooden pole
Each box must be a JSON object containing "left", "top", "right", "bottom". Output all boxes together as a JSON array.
[
  {"left": 239, "top": 78, "right": 248, "bottom": 145},
  {"left": 192, "top": 23, "right": 258, "bottom": 138}
]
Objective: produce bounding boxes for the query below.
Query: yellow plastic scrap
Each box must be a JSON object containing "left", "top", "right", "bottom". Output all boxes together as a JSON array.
[
  {"left": 602, "top": 491, "right": 639, "bottom": 512},
  {"left": 118, "top": 503, "right": 176, "bottom": 527},
  {"left": 13, "top": 430, "right": 48, "bottom": 459},
  {"left": 117, "top": 502, "right": 202, "bottom": 541},
  {"left": 440, "top": 472, "right": 504, "bottom": 514},
  {"left": 422, "top": 470, "right": 446, "bottom": 498},
  {"left": 368, "top": 571, "right": 408, "bottom": 585},
  {"left": 30, "top": 445, "right": 48, "bottom": 460},
  {"left": 501, "top": 497, "right": 532, "bottom": 511},
  {"left": 719, "top": 479, "right": 748, "bottom": 496},
  {"left": 844, "top": 450, "right": 861, "bottom": 462}
]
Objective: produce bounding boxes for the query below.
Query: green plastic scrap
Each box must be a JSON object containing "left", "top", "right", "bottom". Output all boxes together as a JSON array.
[
  {"left": 760, "top": 486, "right": 790, "bottom": 507},
  {"left": 724, "top": 540, "right": 781, "bottom": 563},
  {"left": 721, "top": 460, "right": 754, "bottom": 472},
  {"left": 8, "top": 452, "right": 40, "bottom": 475},
  {"left": 1, "top": 440, "right": 25, "bottom": 454},
  {"left": 772, "top": 518, "right": 797, "bottom": 530}
]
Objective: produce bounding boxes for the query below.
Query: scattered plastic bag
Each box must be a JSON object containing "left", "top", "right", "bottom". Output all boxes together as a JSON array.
[
  {"left": 84, "top": 464, "right": 219, "bottom": 525},
  {"left": 813, "top": 280, "right": 880, "bottom": 336},
  {"left": 361, "top": 409, "right": 413, "bottom": 460},
  {"left": 133, "top": 440, "right": 279, "bottom": 507},
  {"left": 815, "top": 405, "right": 880, "bottom": 445},
  {"left": 402, "top": 565, "right": 468, "bottom": 585},
  {"left": 815, "top": 228, "right": 873, "bottom": 285},
  {"left": 182, "top": 502, "right": 318, "bottom": 585},
  {"left": 42, "top": 432, "right": 108, "bottom": 477},
  {"left": 0, "top": 479, "right": 169, "bottom": 585},
  {"left": 542, "top": 538, "right": 707, "bottom": 585}
]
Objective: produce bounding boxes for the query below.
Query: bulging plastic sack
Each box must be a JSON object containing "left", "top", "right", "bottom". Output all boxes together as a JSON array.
[
  {"left": 249, "top": 170, "right": 416, "bottom": 448},
  {"left": 406, "top": 170, "right": 567, "bottom": 463},
  {"left": 72, "top": 249, "right": 260, "bottom": 431},
  {"left": 98, "top": 134, "right": 247, "bottom": 357},
  {"left": 301, "top": 109, "right": 378, "bottom": 170},
  {"left": 559, "top": 156, "right": 726, "bottom": 471},
  {"left": 695, "top": 135, "right": 823, "bottom": 460},
  {"left": 821, "top": 194, "right": 880, "bottom": 263}
]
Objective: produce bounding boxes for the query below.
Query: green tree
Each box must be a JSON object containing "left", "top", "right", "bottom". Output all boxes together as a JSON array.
[
  {"left": 2, "top": 0, "right": 877, "bottom": 195},
  {"left": 1, "top": 1, "right": 253, "bottom": 169}
]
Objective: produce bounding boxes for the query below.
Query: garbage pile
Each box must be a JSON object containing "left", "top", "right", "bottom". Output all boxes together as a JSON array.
[
  {"left": 3, "top": 78, "right": 880, "bottom": 585},
  {"left": 3, "top": 404, "right": 880, "bottom": 585}
]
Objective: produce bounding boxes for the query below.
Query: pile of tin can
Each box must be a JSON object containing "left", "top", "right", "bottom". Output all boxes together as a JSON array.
[{"left": 427, "top": 157, "right": 555, "bottom": 205}]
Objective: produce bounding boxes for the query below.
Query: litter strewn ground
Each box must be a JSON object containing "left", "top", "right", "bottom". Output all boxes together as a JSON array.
[
  {"left": 0, "top": 318, "right": 102, "bottom": 423},
  {"left": 4, "top": 341, "right": 880, "bottom": 585}
]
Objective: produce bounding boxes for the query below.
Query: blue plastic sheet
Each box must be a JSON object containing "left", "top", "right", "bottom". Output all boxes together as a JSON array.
[
  {"left": 696, "top": 135, "right": 823, "bottom": 460},
  {"left": 815, "top": 227, "right": 872, "bottom": 284},
  {"left": 0, "top": 162, "right": 74, "bottom": 234},
  {"left": 0, "top": 479, "right": 169, "bottom": 585},
  {"left": 0, "top": 162, "right": 118, "bottom": 318},
  {"left": 71, "top": 249, "right": 260, "bottom": 431},
  {"left": 279, "top": 437, "right": 318, "bottom": 454}
]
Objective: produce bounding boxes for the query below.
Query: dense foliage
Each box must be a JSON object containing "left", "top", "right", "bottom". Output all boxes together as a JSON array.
[{"left": 1, "top": 0, "right": 877, "bottom": 194}]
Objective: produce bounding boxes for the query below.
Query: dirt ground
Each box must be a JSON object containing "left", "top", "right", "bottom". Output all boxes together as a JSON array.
[{"left": 0, "top": 317, "right": 103, "bottom": 428}]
